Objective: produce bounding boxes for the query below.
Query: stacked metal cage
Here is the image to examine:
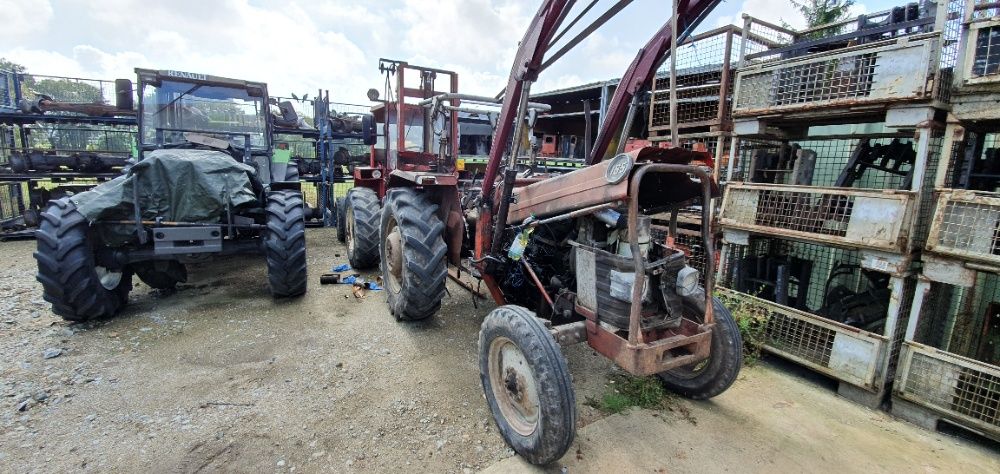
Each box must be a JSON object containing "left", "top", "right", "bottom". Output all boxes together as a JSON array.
[
  {"left": 892, "top": 0, "right": 1000, "bottom": 441},
  {"left": 0, "top": 71, "right": 137, "bottom": 236},
  {"left": 716, "top": 0, "right": 965, "bottom": 407},
  {"left": 646, "top": 25, "right": 772, "bottom": 180},
  {"left": 272, "top": 96, "right": 369, "bottom": 227}
]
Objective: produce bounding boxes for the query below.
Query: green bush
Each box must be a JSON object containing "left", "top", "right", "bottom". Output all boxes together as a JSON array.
[{"left": 717, "top": 292, "right": 770, "bottom": 366}]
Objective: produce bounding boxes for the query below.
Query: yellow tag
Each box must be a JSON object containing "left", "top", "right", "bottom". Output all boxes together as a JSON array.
[{"left": 456, "top": 159, "right": 465, "bottom": 171}]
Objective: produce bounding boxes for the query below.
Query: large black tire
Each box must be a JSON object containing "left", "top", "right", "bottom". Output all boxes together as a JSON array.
[
  {"left": 264, "top": 190, "right": 307, "bottom": 297},
  {"left": 658, "top": 294, "right": 743, "bottom": 399},
  {"left": 133, "top": 260, "right": 187, "bottom": 290},
  {"left": 335, "top": 197, "right": 346, "bottom": 242},
  {"left": 345, "top": 187, "right": 380, "bottom": 269},
  {"left": 379, "top": 188, "right": 447, "bottom": 321},
  {"left": 34, "top": 198, "right": 133, "bottom": 321},
  {"left": 479, "top": 305, "right": 576, "bottom": 465}
]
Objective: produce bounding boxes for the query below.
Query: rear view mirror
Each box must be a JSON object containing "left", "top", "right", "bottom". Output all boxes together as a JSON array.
[{"left": 362, "top": 114, "right": 377, "bottom": 146}]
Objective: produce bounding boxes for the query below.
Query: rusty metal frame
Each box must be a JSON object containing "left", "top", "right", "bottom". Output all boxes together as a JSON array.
[{"left": 570, "top": 163, "right": 717, "bottom": 376}]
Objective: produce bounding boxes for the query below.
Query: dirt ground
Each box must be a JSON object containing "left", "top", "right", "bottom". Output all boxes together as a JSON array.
[{"left": 1, "top": 228, "right": 997, "bottom": 473}]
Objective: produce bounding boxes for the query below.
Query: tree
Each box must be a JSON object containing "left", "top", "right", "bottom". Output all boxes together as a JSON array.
[
  {"left": 0, "top": 57, "right": 27, "bottom": 74},
  {"left": 789, "top": 0, "right": 856, "bottom": 28}
]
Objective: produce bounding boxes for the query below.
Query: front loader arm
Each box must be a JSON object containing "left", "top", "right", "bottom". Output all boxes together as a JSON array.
[
  {"left": 587, "top": 0, "right": 721, "bottom": 165},
  {"left": 475, "top": 0, "right": 723, "bottom": 301},
  {"left": 476, "top": 0, "right": 572, "bottom": 268}
]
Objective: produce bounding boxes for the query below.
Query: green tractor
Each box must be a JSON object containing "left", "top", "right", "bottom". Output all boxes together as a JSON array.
[{"left": 34, "top": 69, "right": 307, "bottom": 321}]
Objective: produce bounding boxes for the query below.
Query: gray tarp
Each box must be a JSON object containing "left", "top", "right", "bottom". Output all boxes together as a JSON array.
[{"left": 70, "top": 149, "right": 259, "bottom": 244}]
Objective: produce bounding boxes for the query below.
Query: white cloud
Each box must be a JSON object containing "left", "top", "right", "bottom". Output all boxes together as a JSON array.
[
  {"left": 0, "top": 0, "right": 882, "bottom": 105},
  {"left": 0, "top": 0, "right": 53, "bottom": 38},
  {"left": 2, "top": 0, "right": 370, "bottom": 102}
]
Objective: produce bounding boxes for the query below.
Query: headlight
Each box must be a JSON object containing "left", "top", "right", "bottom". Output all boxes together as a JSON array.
[
  {"left": 676, "top": 266, "right": 699, "bottom": 297},
  {"left": 371, "top": 169, "right": 382, "bottom": 179}
]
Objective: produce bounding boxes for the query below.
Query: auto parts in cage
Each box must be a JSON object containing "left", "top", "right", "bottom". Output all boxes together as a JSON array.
[
  {"left": 818, "top": 263, "right": 890, "bottom": 331},
  {"left": 292, "top": 157, "right": 323, "bottom": 176},
  {"left": 7, "top": 151, "right": 129, "bottom": 173},
  {"left": 748, "top": 144, "right": 815, "bottom": 185},
  {"left": 960, "top": 147, "right": 1000, "bottom": 192},
  {"left": 835, "top": 138, "right": 916, "bottom": 189},
  {"left": 18, "top": 80, "right": 135, "bottom": 118},
  {"left": 332, "top": 146, "right": 367, "bottom": 166},
  {"left": 780, "top": 2, "right": 930, "bottom": 60},
  {"left": 732, "top": 255, "right": 813, "bottom": 310},
  {"left": 977, "top": 302, "right": 999, "bottom": 365},
  {"left": 270, "top": 100, "right": 309, "bottom": 129}
]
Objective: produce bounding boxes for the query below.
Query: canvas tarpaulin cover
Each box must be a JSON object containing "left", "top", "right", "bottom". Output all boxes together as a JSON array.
[{"left": 70, "top": 149, "right": 258, "bottom": 244}]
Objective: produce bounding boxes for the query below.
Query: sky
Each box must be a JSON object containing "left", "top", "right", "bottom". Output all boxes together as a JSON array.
[{"left": 0, "top": 0, "right": 900, "bottom": 103}]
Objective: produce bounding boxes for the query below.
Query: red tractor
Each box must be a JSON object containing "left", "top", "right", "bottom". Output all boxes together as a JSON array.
[{"left": 342, "top": 0, "right": 738, "bottom": 464}]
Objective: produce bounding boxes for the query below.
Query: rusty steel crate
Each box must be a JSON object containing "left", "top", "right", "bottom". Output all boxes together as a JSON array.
[
  {"left": 720, "top": 183, "right": 918, "bottom": 252},
  {"left": 717, "top": 235, "right": 916, "bottom": 403},
  {"left": 955, "top": 1, "right": 1000, "bottom": 88},
  {"left": 925, "top": 123, "right": 1000, "bottom": 267},
  {"left": 720, "top": 130, "right": 944, "bottom": 254},
  {"left": 946, "top": 1, "right": 1000, "bottom": 118},
  {"left": 895, "top": 269, "right": 1000, "bottom": 440},
  {"left": 895, "top": 345, "right": 1000, "bottom": 440},
  {"left": 732, "top": 1, "right": 966, "bottom": 118},
  {"left": 925, "top": 189, "right": 1000, "bottom": 267},
  {"left": 649, "top": 26, "right": 743, "bottom": 132}
]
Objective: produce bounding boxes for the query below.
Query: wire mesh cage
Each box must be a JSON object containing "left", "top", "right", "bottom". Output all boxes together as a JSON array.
[
  {"left": 19, "top": 74, "right": 125, "bottom": 106},
  {"left": 927, "top": 190, "right": 1000, "bottom": 265},
  {"left": 0, "top": 181, "right": 27, "bottom": 224},
  {"left": 717, "top": 235, "right": 914, "bottom": 389},
  {"left": 1, "top": 123, "right": 136, "bottom": 174},
  {"left": 720, "top": 130, "right": 942, "bottom": 252},
  {"left": 926, "top": 125, "right": 1000, "bottom": 266},
  {"left": 729, "top": 135, "right": 926, "bottom": 187},
  {"left": 649, "top": 27, "right": 742, "bottom": 132},
  {"left": 939, "top": 128, "right": 1000, "bottom": 192},
  {"left": 650, "top": 218, "right": 713, "bottom": 276},
  {"left": 0, "top": 70, "right": 16, "bottom": 111},
  {"left": 19, "top": 123, "right": 135, "bottom": 155},
  {"left": 896, "top": 270, "right": 1000, "bottom": 439},
  {"left": 733, "top": 1, "right": 966, "bottom": 116}
]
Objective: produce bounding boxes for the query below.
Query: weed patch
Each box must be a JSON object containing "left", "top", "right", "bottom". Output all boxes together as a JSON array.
[{"left": 717, "top": 292, "right": 770, "bottom": 366}]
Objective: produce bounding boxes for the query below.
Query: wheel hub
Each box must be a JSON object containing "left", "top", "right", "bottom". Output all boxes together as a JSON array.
[
  {"left": 95, "top": 266, "right": 122, "bottom": 291},
  {"left": 488, "top": 337, "right": 540, "bottom": 436},
  {"left": 385, "top": 225, "right": 403, "bottom": 293},
  {"left": 345, "top": 207, "right": 355, "bottom": 254}
]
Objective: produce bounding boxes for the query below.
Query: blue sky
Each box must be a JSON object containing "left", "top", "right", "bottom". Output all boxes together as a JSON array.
[{"left": 0, "top": 0, "right": 904, "bottom": 102}]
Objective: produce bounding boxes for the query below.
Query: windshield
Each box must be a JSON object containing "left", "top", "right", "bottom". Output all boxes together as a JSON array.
[{"left": 140, "top": 80, "right": 267, "bottom": 150}]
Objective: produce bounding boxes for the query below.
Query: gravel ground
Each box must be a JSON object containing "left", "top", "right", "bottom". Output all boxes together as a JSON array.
[
  {"left": 1, "top": 228, "right": 997, "bottom": 473},
  {"left": 0, "top": 229, "right": 612, "bottom": 473}
]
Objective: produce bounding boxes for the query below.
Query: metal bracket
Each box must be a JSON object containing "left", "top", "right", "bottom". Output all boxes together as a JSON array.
[{"left": 153, "top": 227, "right": 223, "bottom": 255}]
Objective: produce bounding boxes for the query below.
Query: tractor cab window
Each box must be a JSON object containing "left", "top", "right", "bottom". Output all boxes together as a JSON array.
[
  {"left": 141, "top": 80, "right": 267, "bottom": 151},
  {"left": 386, "top": 105, "right": 439, "bottom": 154}
]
